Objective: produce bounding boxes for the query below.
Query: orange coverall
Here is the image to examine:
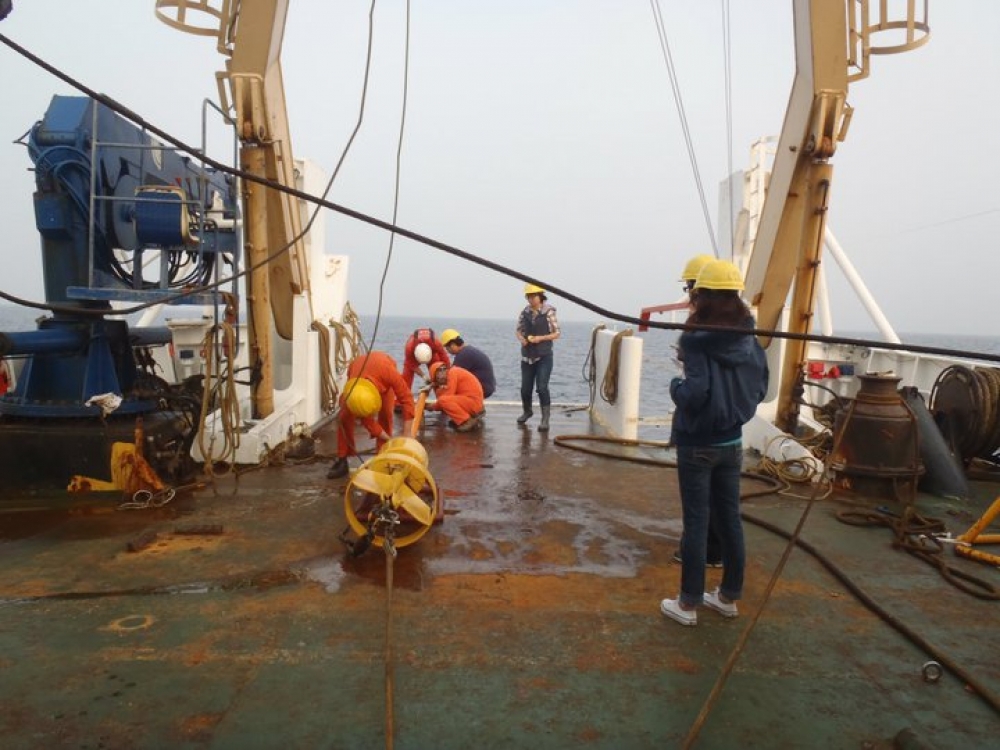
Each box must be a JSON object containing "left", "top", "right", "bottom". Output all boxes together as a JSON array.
[
  {"left": 402, "top": 329, "right": 450, "bottom": 388},
  {"left": 429, "top": 364, "right": 484, "bottom": 426},
  {"left": 337, "top": 351, "right": 415, "bottom": 459}
]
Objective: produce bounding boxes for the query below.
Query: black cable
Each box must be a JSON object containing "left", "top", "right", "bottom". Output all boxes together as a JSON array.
[
  {"left": 742, "top": 509, "right": 1000, "bottom": 718},
  {"left": 554, "top": 432, "right": 1000, "bottom": 723},
  {"left": 3, "top": 30, "right": 1000, "bottom": 367}
]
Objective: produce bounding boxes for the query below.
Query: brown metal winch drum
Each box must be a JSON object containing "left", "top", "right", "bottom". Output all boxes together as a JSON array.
[{"left": 829, "top": 373, "right": 925, "bottom": 504}]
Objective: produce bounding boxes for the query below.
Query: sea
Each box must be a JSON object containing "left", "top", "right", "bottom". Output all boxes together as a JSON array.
[
  {"left": 0, "top": 305, "right": 685, "bottom": 416},
  {"left": 356, "top": 315, "right": 683, "bottom": 416},
  {"left": 3, "top": 305, "right": 998, "bottom": 419}
]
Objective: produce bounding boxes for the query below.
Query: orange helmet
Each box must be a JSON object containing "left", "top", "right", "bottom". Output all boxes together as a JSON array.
[{"left": 429, "top": 361, "right": 448, "bottom": 382}]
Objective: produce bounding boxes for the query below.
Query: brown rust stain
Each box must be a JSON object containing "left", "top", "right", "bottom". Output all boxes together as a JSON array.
[
  {"left": 179, "top": 712, "right": 225, "bottom": 740},
  {"left": 576, "top": 726, "right": 606, "bottom": 742},
  {"left": 671, "top": 654, "right": 702, "bottom": 675}
]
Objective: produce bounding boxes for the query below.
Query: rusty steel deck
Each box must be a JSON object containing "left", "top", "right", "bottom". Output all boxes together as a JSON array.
[{"left": 1, "top": 403, "right": 998, "bottom": 749}]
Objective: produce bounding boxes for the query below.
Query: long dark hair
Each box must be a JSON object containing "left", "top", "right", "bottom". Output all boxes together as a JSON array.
[{"left": 687, "top": 289, "right": 751, "bottom": 327}]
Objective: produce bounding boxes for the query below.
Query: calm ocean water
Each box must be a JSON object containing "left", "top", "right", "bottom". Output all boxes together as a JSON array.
[
  {"left": 3, "top": 305, "right": 998, "bottom": 418},
  {"left": 358, "top": 315, "right": 683, "bottom": 415}
]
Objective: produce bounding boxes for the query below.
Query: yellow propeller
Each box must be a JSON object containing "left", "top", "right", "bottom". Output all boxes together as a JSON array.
[
  {"left": 343, "top": 436, "right": 439, "bottom": 549},
  {"left": 350, "top": 464, "right": 433, "bottom": 526}
]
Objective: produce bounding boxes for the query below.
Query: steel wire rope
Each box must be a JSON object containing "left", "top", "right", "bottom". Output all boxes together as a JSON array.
[
  {"left": 721, "top": 0, "right": 735, "bottom": 257},
  {"left": 0, "top": 23, "right": 391, "bottom": 402},
  {"left": 931, "top": 365, "right": 1000, "bottom": 460},
  {"left": 6, "top": 30, "right": 1000, "bottom": 368},
  {"left": 649, "top": 0, "right": 719, "bottom": 256},
  {"left": 555, "top": 417, "right": 1000, "bottom": 737},
  {"left": 681, "top": 397, "right": 856, "bottom": 748},
  {"left": 378, "top": 2, "right": 415, "bottom": 746},
  {"left": 312, "top": 0, "right": 396, "bottom": 432},
  {"left": 6, "top": 15, "right": 998, "bottom": 718},
  {"left": 309, "top": 0, "right": 386, "bottom": 384},
  {"left": 683, "top": 404, "right": 1000, "bottom": 744},
  {"left": 579, "top": 325, "right": 605, "bottom": 412},
  {"left": 384, "top": 535, "right": 397, "bottom": 750}
]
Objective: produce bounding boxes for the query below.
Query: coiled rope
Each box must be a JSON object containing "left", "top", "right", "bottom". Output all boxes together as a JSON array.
[
  {"left": 835, "top": 504, "right": 1000, "bottom": 600},
  {"left": 196, "top": 322, "right": 241, "bottom": 474},
  {"left": 600, "top": 328, "right": 633, "bottom": 405},
  {"left": 311, "top": 303, "right": 365, "bottom": 414}
]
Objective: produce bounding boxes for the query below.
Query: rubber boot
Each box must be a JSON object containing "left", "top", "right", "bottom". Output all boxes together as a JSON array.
[
  {"left": 516, "top": 404, "right": 533, "bottom": 425},
  {"left": 538, "top": 406, "right": 551, "bottom": 432},
  {"left": 327, "top": 457, "right": 349, "bottom": 479}
]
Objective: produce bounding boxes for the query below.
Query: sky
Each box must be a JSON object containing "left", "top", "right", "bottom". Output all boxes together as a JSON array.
[{"left": 0, "top": 1, "right": 997, "bottom": 336}]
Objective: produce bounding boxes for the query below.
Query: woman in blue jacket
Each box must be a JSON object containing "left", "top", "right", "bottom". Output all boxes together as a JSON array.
[{"left": 660, "top": 260, "right": 768, "bottom": 627}]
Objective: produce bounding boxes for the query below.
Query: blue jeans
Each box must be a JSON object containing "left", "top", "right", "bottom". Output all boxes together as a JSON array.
[
  {"left": 676, "top": 443, "right": 745, "bottom": 607},
  {"left": 520, "top": 354, "right": 553, "bottom": 409}
]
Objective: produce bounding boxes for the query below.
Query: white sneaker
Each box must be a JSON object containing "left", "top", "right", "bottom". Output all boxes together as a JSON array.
[
  {"left": 704, "top": 589, "right": 739, "bottom": 618},
  {"left": 660, "top": 598, "right": 697, "bottom": 626}
]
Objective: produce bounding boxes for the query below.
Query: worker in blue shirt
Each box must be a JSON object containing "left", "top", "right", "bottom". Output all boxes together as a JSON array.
[{"left": 440, "top": 328, "right": 496, "bottom": 399}]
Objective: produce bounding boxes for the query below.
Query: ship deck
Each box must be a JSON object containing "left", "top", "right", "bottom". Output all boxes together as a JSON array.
[{"left": 1, "top": 403, "right": 998, "bottom": 749}]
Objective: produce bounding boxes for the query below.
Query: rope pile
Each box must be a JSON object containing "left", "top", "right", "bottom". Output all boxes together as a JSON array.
[
  {"left": 196, "top": 322, "right": 241, "bottom": 472},
  {"left": 600, "top": 328, "right": 634, "bottom": 405}
]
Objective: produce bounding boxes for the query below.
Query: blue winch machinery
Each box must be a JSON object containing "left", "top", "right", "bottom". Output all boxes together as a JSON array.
[{"left": 0, "top": 95, "right": 239, "bottom": 489}]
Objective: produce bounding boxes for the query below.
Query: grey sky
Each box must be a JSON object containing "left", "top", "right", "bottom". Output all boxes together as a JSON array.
[{"left": 0, "top": 1, "right": 997, "bottom": 335}]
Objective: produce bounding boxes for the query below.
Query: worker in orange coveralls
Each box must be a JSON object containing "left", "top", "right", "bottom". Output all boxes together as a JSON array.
[
  {"left": 401, "top": 327, "right": 450, "bottom": 388},
  {"left": 327, "top": 351, "right": 415, "bottom": 479},
  {"left": 426, "top": 361, "right": 485, "bottom": 432}
]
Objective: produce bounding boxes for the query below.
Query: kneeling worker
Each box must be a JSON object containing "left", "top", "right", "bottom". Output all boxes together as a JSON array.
[
  {"left": 427, "top": 362, "right": 484, "bottom": 432},
  {"left": 329, "top": 351, "right": 415, "bottom": 479},
  {"left": 440, "top": 328, "right": 495, "bottom": 398}
]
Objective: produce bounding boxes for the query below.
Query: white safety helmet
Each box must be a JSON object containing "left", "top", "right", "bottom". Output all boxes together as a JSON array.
[{"left": 414, "top": 342, "right": 433, "bottom": 364}]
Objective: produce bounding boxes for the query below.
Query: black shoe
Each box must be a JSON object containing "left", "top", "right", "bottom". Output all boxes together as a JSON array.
[
  {"left": 516, "top": 410, "right": 533, "bottom": 425},
  {"left": 327, "top": 457, "right": 349, "bottom": 479}
]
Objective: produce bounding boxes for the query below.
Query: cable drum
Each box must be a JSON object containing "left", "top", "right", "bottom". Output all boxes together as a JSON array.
[
  {"left": 929, "top": 365, "right": 1000, "bottom": 462},
  {"left": 982, "top": 367, "right": 1000, "bottom": 454}
]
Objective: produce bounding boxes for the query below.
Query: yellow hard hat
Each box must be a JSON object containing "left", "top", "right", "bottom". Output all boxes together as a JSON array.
[
  {"left": 524, "top": 283, "right": 546, "bottom": 296},
  {"left": 343, "top": 377, "right": 382, "bottom": 417},
  {"left": 694, "top": 259, "right": 745, "bottom": 291},
  {"left": 680, "top": 254, "right": 715, "bottom": 282},
  {"left": 440, "top": 328, "right": 461, "bottom": 346}
]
